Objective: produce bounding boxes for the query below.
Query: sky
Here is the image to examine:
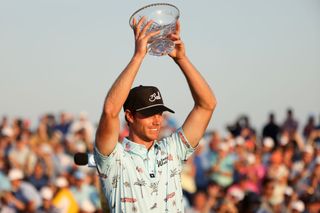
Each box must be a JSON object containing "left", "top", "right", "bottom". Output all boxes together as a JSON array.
[{"left": 1, "top": 0, "right": 319, "bottom": 136}]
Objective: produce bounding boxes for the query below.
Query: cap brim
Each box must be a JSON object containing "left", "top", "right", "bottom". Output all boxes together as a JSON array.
[{"left": 137, "top": 105, "right": 174, "bottom": 117}]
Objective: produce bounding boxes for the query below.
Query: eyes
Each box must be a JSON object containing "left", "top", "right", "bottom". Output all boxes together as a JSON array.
[{"left": 135, "top": 112, "right": 163, "bottom": 119}]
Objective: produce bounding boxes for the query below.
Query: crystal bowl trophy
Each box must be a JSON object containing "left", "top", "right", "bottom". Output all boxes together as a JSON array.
[{"left": 129, "top": 3, "right": 180, "bottom": 56}]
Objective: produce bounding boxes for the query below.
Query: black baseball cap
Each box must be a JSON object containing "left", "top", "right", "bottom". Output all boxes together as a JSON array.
[{"left": 123, "top": 85, "right": 174, "bottom": 117}]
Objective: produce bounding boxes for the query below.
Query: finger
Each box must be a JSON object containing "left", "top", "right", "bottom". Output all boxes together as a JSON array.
[
  {"left": 145, "top": 30, "right": 161, "bottom": 39},
  {"left": 168, "top": 33, "right": 180, "bottom": 41},
  {"left": 132, "top": 18, "right": 137, "bottom": 36},
  {"left": 173, "top": 40, "right": 183, "bottom": 45},
  {"left": 132, "top": 18, "right": 137, "bottom": 27},
  {"left": 135, "top": 16, "right": 146, "bottom": 37},
  {"left": 140, "top": 19, "right": 154, "bottom": 37},
  {"left": 175, "top": 20, "right": 181, "bottom": 35}
]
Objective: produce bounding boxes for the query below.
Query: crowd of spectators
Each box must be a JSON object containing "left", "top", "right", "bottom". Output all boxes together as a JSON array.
[{"left": 0, "top": 108, "right": 320, "bottom": 213}]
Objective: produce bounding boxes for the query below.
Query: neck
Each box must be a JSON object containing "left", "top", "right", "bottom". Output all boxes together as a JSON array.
[{"left": 128, "top": 133, "right": 154, "bottom": 150}]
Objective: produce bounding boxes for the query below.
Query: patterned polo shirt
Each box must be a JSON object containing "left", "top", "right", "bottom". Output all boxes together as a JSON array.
[{"left": 94, "top": 128, "right": 195, "bottom": 213}]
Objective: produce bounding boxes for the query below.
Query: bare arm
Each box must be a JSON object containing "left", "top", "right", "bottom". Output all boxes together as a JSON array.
[
  {"left": 96, "top": 18, "right": 160, "bottom": 156},
  {"left": 168, "top": 21, "right": 217, "bottom": 148}
]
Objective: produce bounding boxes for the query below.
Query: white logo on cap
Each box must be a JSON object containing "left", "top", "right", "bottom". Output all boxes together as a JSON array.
[{"left": 149, "top": 92, "right": 161, "bottom": 102}]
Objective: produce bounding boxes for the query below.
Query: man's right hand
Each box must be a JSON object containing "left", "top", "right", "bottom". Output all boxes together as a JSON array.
[{"left": 131, "top": 17, "right": 160, "bottom": 58}]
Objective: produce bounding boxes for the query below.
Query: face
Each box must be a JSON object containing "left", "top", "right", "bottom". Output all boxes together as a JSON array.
[{"left": 126, "top": 110, "right": 163, "bottom": 143}]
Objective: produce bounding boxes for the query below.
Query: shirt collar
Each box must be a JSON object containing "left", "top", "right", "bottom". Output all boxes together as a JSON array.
[{"left": 122, "top": 138, "right": 160, "bottom": 157}]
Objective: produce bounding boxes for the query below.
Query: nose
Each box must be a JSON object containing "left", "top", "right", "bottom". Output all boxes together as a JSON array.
[{"left": 152, "top": 113, "right": 162, "bottom": 125}]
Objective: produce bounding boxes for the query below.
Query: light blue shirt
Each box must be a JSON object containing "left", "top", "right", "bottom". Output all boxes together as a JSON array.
[{"left": 94, "top": 128, "right": 194, "bottom": 213}]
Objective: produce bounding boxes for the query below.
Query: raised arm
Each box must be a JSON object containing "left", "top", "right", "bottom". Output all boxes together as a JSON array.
[
  {"left": 168, "top": 21, "right": 217, "bottom": 148},
  {"left": 95, "top": 18, "right": 160, "bottom": 156}
]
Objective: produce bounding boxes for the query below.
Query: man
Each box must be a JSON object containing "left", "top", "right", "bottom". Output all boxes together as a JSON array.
[
  {"left": 94, "top": 17, "right": 216, "bottom": 212},
  {"left": 5, "top": 168, "right": 42, "bottom": 212}
]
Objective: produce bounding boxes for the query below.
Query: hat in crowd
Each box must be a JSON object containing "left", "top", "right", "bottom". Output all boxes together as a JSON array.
[
  {"left": 74, "top": 170, "right": 85, "bottom": 180},
  {"left": 247, "top": 153, "right": 256, "bottom": 165},
  {"left": 235, "top": 136, "right": 245, "bottom": 146},
  {"left": 303, "top": 144, "right": 314, "bottom": 154},
  {"left": 218, "top": 142, "right": 229, "bottom": 151},
  {"left": 284, "top": 186, "right": 293, "bottom": 196},
  {"left": 80, "top": 200, "right": 96, "bottom": 212},
  {"left": 8, "top": 169, "right": 24, "bottom": 181},
  {"left": 316, "top": 156, "right": 320, "bottom": 165},
  {"left": 1, "top": 127, "right": 13, "bottom": 137},
  {"left": 123, "top": 85, "right": 174, "bottom": 117},
  {"left": 263, "top": 137, "right": 274, "bottom": 148},
  {"left": 55, "top": 176, "right": 69, "bottom": 188},
  {"left": 228, "top": 187, "right": 245, "bottom": 201},
  {"left": 40, "top": 186, "right": 53, "bottom": 200},
  {"left": 291, "top": 200, "right": 305, "bottom": 212}
]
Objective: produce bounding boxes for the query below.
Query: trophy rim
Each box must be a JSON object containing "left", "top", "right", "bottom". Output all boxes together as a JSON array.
[{"left": 129, "top": 3, "right": 180, "bottom": 28}]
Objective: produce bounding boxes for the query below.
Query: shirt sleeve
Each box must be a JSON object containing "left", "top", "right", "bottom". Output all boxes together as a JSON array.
[
  {"left": 93, "top": 143, "right": 123, "bottom": 177},
  {"left": 163, "top": 127, "right": 195, "bottom": 161}
]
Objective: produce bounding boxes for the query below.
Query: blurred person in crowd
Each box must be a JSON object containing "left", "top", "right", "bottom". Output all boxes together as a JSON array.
[
  {"left": 8, "top": 133, "right": 31, "bottom": 171},
  {"left": 36, "top": 186, "right": 60, "bottom": 213},
  {"left": 232, "top": 136, "right": 248, "bottom": 183},
  {"left": 297, "top": 157, "right": 320, "bottom": 202},
  {"left": 54, "top": 112, "right": 72, "bottom": 138},
  {"left": 52, "top": 141, "right": 73, "bottom": 176},
  {"left": 261, "top": 137, "right": 275, "bottom": 166},
  {"left": 290, "top": 200, "right": 305, "bottom": 213},
  {"left": 257, "top": 178, "right": 277, "bottom": 213},
  {"left": 0, "top": 127, "right": 14, "bottom": 168},
  {"left": 206, "top": 181, "right": 223, "bottom": 212},
  {"left": 290, "top": 144, "right": 315, "bottom": 185},
  {"left": 27, "top": 161, "right": 50, "bottom": 191},
  {"left": 226, "top": 119, "right": 242, "bottom": 138},
  {"left": 0, "top": 116, "right": 9, "bottom": 133},
  {"left": 94, "top": 18, "right": 216, "bottom": 213},
  {"left": 25, "top": 143, "right": 55, "bottom": 179},
  {"left": 11, "top": 118, "right": 24, "bottom": 139},
  {"left": 266, "top": 149, "right": 289, "bottom": 205},
  {"left": 79, "top": 200, "right": 97, "bottom": 213},
  {"left": 262, "top": 113, "right": 281, "bottom": 148},
  {"left": 279, "top": 131, "right": 305, "bottom": 161},
  {"left": 226, "top": 115, "right": 255, "bottom": 139},
  {"left": 209, "top": 142, "right": 235, "bottom": 188},
  {"left": 282, "top": 143, "right": 295, "bottom": 170},
  {"left": 181, "top": 157, "right": 197, "bottom": 206},
  {"left": 159, "top": 114, "right": 178, "bottom": 138},
  {"left": 6, "top": 168, "right": 42, "bottom": 212},
  {"left": 219, "top": 187, "right": 244, "bottom": 213},
  {"left": 70, "top": 170, "right": 101, "bottom": 210},
  {"left": 0, "top": 169, "right": 11, "bottom": 193},
  {"left": 282, "top": 108, "right": 299, "bottom": 139},
  {"left": 206, "top": 131, "right": 222, "bottom": 165},
  {"left": 1, "top": 191, "right": 26, "bottom": 213},
  {"left": 232, "top": 152, "right": 266, "bottom": 194},
  {"left": 306, "top": 198, "right": 320, "bottom": 213},
  {"left": 239, "top": 191, "right": 261, "bottom": 213},
  {"left": 52, "top": 176, "right": 79, "bottom": 213},
  {"left": 44, "top": 114, "right": 57, "bottom": 138},
  {"left": 303, "top": 115, "right": 316, "bottom": 140},
  {"left": 70, "top": 127, "right": 93, "bottom": 153},
  {"left": 29, "top": 117, "right": 50, "bottom": 148},
  {"left": 185, "top": 190, "right": 214, "bottom": 213},
  {"left": 193, "top": 138, "right": 211, "bottom": 191},
  {"left": 240, "top": 127, "right": 256, "bottom": 153},
  {"left": 307, "top": 127, "right": 320, "bottom": 146},
  {"left": 282, "top": 186, "right": 296, "bottom": 211},
  {"left": 69, "top": 112, "right": 95, "bottom": 143}
]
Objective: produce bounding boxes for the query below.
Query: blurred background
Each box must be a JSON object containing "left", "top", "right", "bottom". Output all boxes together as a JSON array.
[{"left": 0, "top": 0, "right": 319, "bottom": 212}]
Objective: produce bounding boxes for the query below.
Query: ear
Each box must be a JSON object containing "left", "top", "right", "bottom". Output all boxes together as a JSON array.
[{"left": 125, "top": 110, "right": 134, "bottom": 124}]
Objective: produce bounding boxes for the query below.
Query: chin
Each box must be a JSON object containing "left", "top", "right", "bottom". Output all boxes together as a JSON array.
[{"left": 147, "top": 133, "right": 159, "bottom": 141}]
